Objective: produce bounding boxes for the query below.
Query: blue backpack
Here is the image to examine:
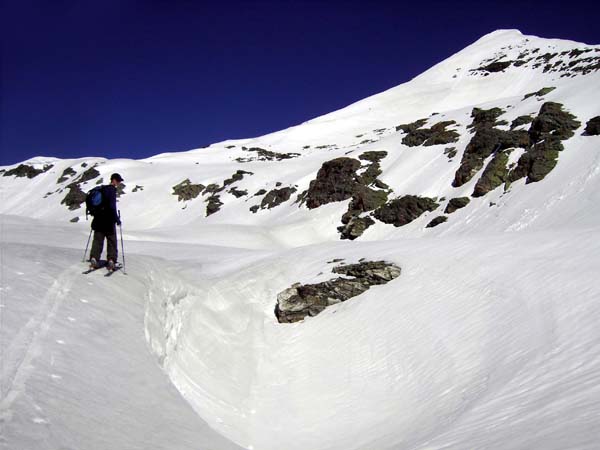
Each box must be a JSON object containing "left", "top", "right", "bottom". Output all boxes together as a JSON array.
[{"left": 85, "top": 185, "right": 107, "bottom": 217}]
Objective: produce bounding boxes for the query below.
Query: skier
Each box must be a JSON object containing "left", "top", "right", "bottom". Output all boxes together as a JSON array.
[{"left": 89, "top": 173, "right": 123, "bottom": 271}]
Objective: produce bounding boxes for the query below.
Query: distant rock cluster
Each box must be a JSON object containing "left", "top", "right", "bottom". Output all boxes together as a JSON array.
[{"left": 469, "top": 44, "right": 600, "bottom": 78}]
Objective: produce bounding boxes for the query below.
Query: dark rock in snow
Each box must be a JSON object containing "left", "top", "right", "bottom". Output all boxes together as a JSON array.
[
  {"left": 426, "top": 215, "right": 448, "bottom": 228},
  {"left": 260, "top": 187, "right": 297, "bottom": 209},
  {"left": 57, "top": 167, "right": 77, "bottom": 183},
  {"left": 236, "top": 147, "right": 301, "bottom": 162},
  {"left": 453, "top": 127, "right": 529, "bottom": 187},
  {"left": 522, "top": 86, "right": 556, "bottom": 101},
  {"left": 229, "top": 188, "right": 248, "bottom": 198},
  {"left": 338, "top": 216, "right": 375, "bottom": 240},
  {"left": 508, "top": 137, "right": 563, "bottom": 184},
  {"left": 472, "top": 151, "right": 511, "bottom": 197},
  {"left": 75, "top": 167, "right": 100, "bottom": 184},
  {"left": 61, "top": 183, "right": 87, "bottom": 210},
  {"left": 473, "top": 61, "right": 512, "bottom": 73},
  {"left": 172, "top": 179, "right": 205, "bottom": 201},
  {"left": 510, "top": 115, "right": 534, "bottom": 130},
  {"left": 400, "top": 120, "right": 459, "bottom": 147},
  {"left": 305, "top": 157, "right": 362, "bottom": 209},
  {"left": 584, "top": 116, "right": 600, "bottom": 135},
  {"left": 4, "top": 164, "right": 53, "bottom": 179},
  {"left": 206, "top": 195, "right": 223, "bottom": 216},
  {"left": 275, "top": 260, "right": 401, "bottom": 323},
  {"left": 467, "top": 107, "right": 506, "bottom": 130},
  {"left": 444, "top": 197, "right": 471, "bottom": 214},
  {"left": 528, "top": 102, "right": 580, "bottom": 143},
  {"left": 374, "top": 195, "right": 439, "bottom": 227}
]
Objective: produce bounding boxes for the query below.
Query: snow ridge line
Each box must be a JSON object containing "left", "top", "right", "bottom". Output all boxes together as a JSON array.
[{"left": 0, "top": 265, "right": 76, "bottom": 417}]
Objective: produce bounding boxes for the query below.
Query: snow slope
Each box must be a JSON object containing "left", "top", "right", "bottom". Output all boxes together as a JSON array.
[{"left": 1, "top": 30, "right": 600, "bottom": 449}]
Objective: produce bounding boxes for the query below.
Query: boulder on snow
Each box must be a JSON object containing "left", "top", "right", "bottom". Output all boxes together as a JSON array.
[
  {"left": 528, "top": 102, "right": 580, "bottom": 143},
  {"left": 472, "top": 151, "right": 511, "bottom": 197},
  {"left": 337, "top": 216, "right": 375, "bottom": 240},
  {"left": 584, "top": 116, "right": 600, "bottom": 135},
  {"left": 57, "top": 167, "right": 77, "bottom": 183},
  {"left": 275, "top": 260, "right": 401, "bottom": 323},
  {"left": 305, "top": 157, "right": 362, "bottom": 209},
  {"left": 426, "top": 215, "right": 448, "bottom": 228},
  {"left": 444, "top": 197, "right": 471, "bottom": 214},
  {"left": 260, "top": 186, "right": 297, "bottom": 209},
  {"left": 399, "top": 120, "right": 459, "bottom": 147},
  {"left": 172, "top": 179, "right": 205, "bottom": 201},
  {"left": 373, "top": 195, "right": 439, "bottom": 227},
  {"left": 61, "top": 182, "right": 87, "bottom": 210}
]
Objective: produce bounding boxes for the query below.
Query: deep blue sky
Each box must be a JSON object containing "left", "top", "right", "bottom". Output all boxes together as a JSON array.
[{"left": 1, "top": 0, "right": 597, "bottom": 166}]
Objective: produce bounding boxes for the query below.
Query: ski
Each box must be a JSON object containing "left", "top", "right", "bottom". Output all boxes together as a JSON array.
[
  {"left": 82, "top": 265, "right": 104, "bottom": 274},
  {"left": 105, "top": 265, "right": 122, "bottom": 277}
]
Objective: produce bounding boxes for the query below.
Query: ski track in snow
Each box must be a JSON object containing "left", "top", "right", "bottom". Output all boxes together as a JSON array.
[{"left": 0, "top": 265, "right": 75, "bottom": 418}]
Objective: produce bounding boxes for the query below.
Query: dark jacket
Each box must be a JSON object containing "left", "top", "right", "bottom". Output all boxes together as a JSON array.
[{"left": 91, "top": 185, "right": 120, "bottom": 232}]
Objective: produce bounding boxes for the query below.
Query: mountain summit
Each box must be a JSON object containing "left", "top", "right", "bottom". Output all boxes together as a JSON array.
[{"left": 1, "top": 31, "right": 599, "bottom": 450}]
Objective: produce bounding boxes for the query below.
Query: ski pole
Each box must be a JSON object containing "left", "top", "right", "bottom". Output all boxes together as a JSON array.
[
  {"left": 118, "top": 210, "right": 126, "bottom": 274},
  {"left": 82, "top": 228, "right": 93, "bottom": 262}
]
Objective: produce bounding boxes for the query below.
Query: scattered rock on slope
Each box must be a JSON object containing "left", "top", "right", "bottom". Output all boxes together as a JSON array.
[{"left": 275, "top": 260, "right": 401, "bottom": 323}]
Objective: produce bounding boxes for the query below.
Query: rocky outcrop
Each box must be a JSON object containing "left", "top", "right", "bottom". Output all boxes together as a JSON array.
[
  {"left": 426, "top": 216, "right": 448, "bottom": 228},
  {"left": 528, "top": 102, "right": 580, "bottom": 143},
  {"left": 510, "top": 115, "right": 534, "bottom": 130},
  {"left": 470, "top": 60, "right": 512, "bottom": 74},
  {"left": 201, "top": 170, "right": 253, "bottom": 216},
  {"left": 60, "top": 183, "right": 86, "bottom": 210},
  {"left": 57, "top": 167, "right": 77, "bottom": 183},
  {"left": 260, "top": 187, "right": 297, "bottom": 209},
  {"left": 453, "top": 108, "right": 529, "bottom": 187},
  {"left": 305, "top": 157, "right": 362, "bottom": 209},
  {"left": 206, "top": 195, "right": 223, "bottom": 216},
  {"left": 3, "top": 164, "right": 53, "bottom": 179},
  {"left": 300, "top": 154, "right": 391, "bottom": 239},
  {"left": 75, "top": 167, "right": 100, "bottom": 184},
  {"left": 507, "top": 137, "right": 563, "bottom": 184},
  {"left": 523, "top": 86, "right": 556, "bottom": 100},
  {"left": 172, "top": 179, "right": 205, "bottom": 201},
  {"left": 468, "top": 107, "right": 505, "bottom": 130},
  {"left": 584, "top": 116, "right": 600, "bottom": 135},
  {"left": 373, "top": 195, "right": 439, "bottom": 227},
  {"left": 338, "top": 216, "right": 376, "bottom": 240},
  {"left": 468, "top": 46, "right": 599, "bottom": 78},
  {"left": 444, "top": 197, "right": 471, "bottom": 213},
  {"left": 275, "top": 260, "right": 401, "bottom": 323},
  {"left": 472, "top": 151, "right": 511, "bottom": 197},
  {"left": 399, "top": 120, "right": 459, "bottom": 147},
  {"left": 507, "top": 103, "right": 580, "bottom": 184},
  {"left": 236, "top": 147, "right": 300, "bottom": 162}
]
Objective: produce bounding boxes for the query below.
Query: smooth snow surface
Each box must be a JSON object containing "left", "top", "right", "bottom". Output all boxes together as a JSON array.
[{"left": 2, "top": 30, "right": 600, "bottom": 449}]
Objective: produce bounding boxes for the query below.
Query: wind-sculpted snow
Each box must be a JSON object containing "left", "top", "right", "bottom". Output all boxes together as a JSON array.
[{"left": 143, "top": 233, "right": 600, "bottom": 450}]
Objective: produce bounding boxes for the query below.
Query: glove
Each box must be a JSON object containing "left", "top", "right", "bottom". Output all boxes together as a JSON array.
[{"left": 116, "top": 219, "right": 122, "bottom": 226}]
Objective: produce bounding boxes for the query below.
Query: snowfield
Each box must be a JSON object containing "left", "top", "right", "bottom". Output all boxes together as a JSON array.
[{"left": 1, "top": 30, "right": 600, "bottom": 449}]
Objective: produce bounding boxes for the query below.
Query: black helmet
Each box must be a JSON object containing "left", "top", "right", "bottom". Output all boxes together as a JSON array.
[{"left": 111, "top": 173, "right": 124, "bottom": 182}]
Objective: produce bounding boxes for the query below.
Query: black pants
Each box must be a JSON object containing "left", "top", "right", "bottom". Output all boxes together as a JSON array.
[{"left": 90, "top": 229, "right": 118, "bottom": 263}]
